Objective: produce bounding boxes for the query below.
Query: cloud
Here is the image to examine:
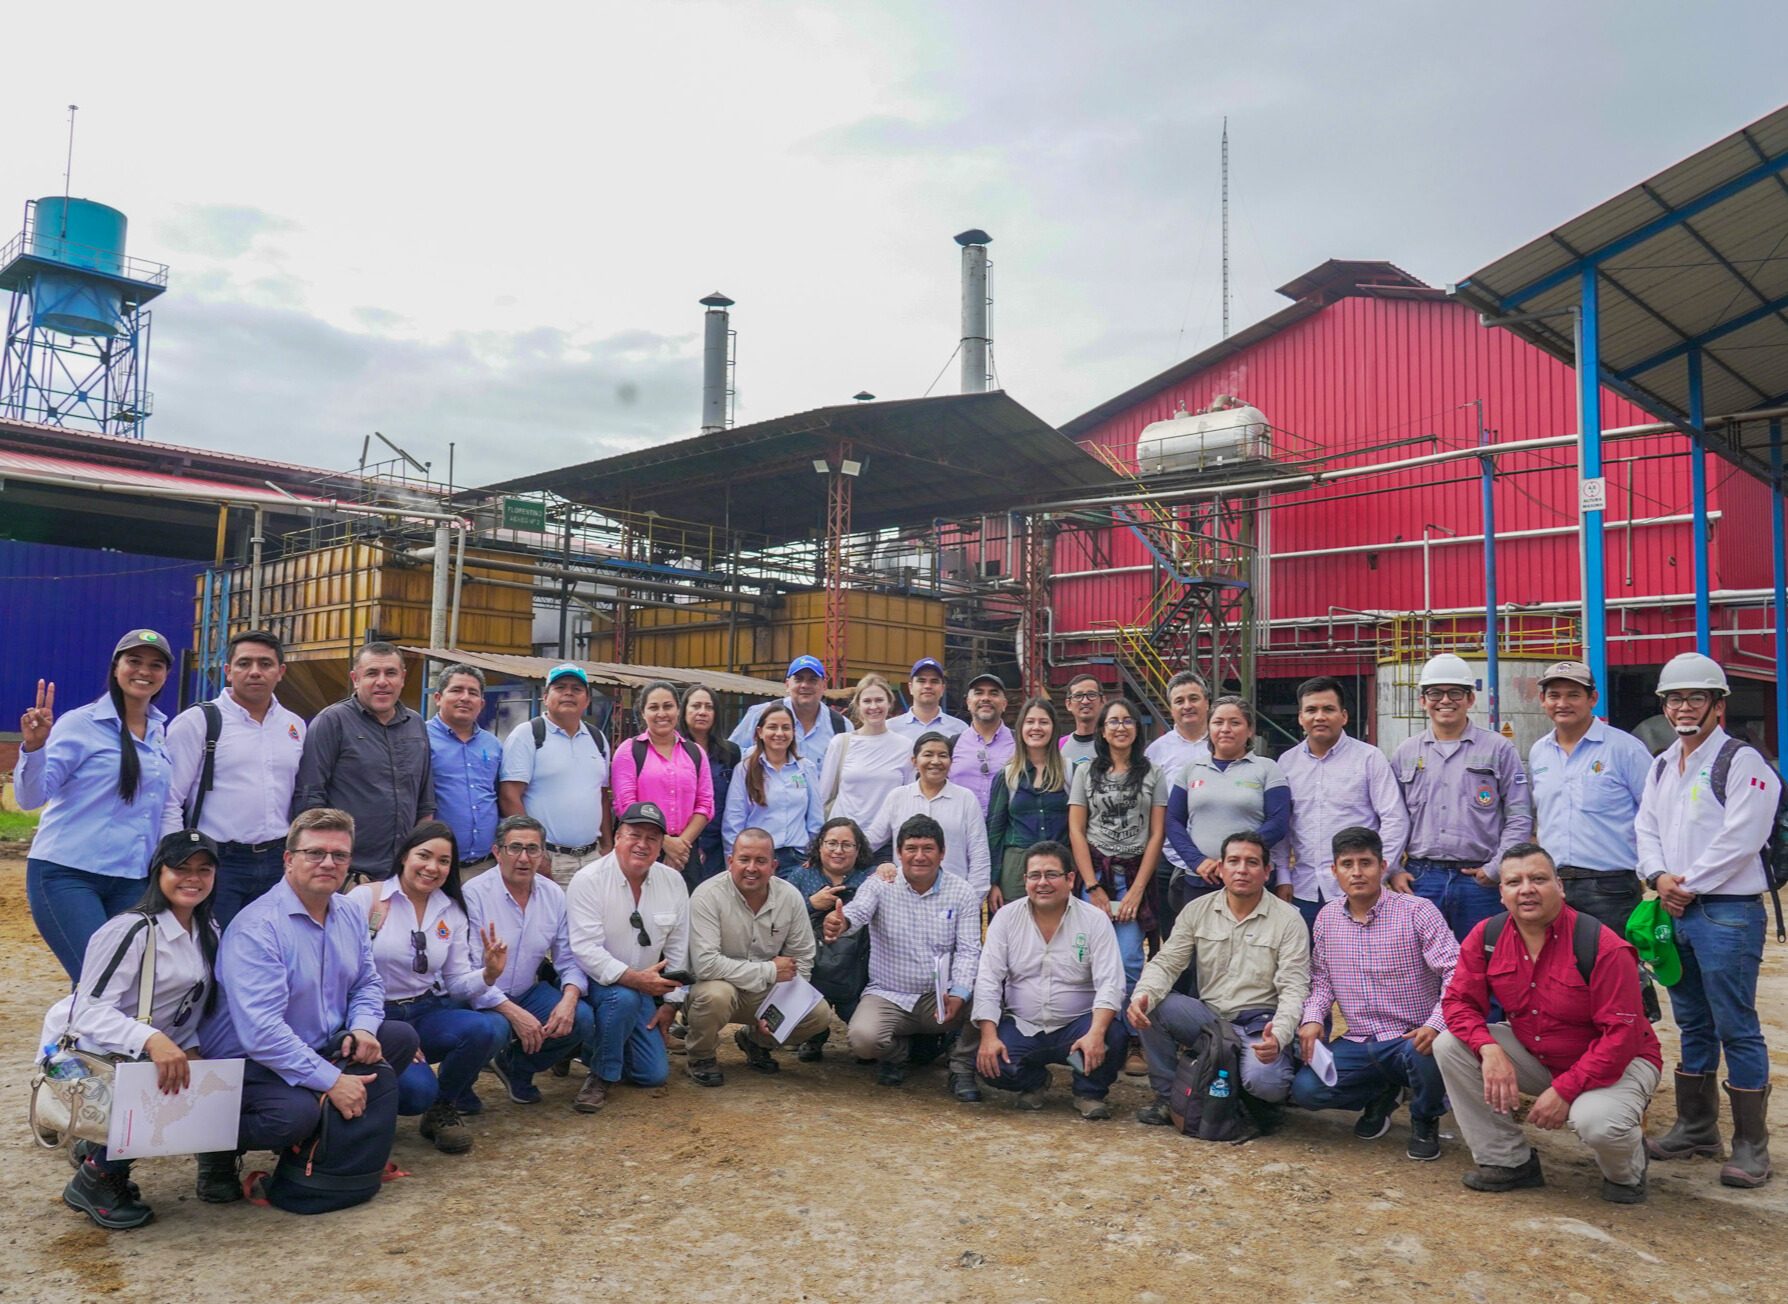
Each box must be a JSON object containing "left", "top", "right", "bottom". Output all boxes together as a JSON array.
[{"left": 150, "top": 205, "right": 297, "bottom": 260}]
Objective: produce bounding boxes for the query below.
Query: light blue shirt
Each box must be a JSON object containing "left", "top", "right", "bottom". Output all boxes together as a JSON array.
[
  {"left": 203, "top": 878, "right": 385, "bottom": 1091},
  {"left": 728, "top": 698, "right": 851, "bottom": 756},
  {"left": 427, "top": 715, "right": 503, "bottom": 862},
  {"left": 462, "top": 868, "right": 588, "bottom": 998},
  {"left": 1272, "top": 732, "right": 1410, "bottom": 901},
  {"left": 888, "top": 710, "right": 967, "bottom": 743},
  {"left": 500, "top": 717, "right": 610, "bottom": 849},
  {"left": 1528, "top": 719, "right": 1651, "bottom": 872},
  {"left": 15, "top": 693, "right": 170, "bottom": 878},
  {"left": 722, "top": 754, "right": 823, "bottom": 855}
]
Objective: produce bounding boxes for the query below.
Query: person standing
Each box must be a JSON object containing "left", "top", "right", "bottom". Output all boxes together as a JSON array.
[
  {"left": 500, "top": 663, "right": 611, "bottom": 887},
  {"left": 1146, "top": 670, "right": 1212, "bottom": 897},
  {"left": 679, "top": 685, "right": 739, "bottom": 890},
  {"left": 426, "top": 663, "right": 504, "bottom": 879},
  {"left": 888, "top": 657, "right": 966, "bottom": 743},
  {"left": 729, "top": 655, "right": 852, "bottom": 757},
  {"left": 1164, "top": 697, "right": 1290, "bottom": 918},
  {"left": 291, "top": 641, "right": 435, "bottom": 883},
  {"left": 1392, "top": 653, "right": 1532, "bottom": 942},
  {"left": 862, "top": 732, "right": 993, "bottom": 894},
  {"left": 722, "top": 702, "right": 823, "bottom": 872},
  {"left": 1637, "top": 651, "right": 1779, "bottom": 1189},
  {"left": 1057, "top": 674, "right": 1105, "bottom": 768},
  {"left": 949, "top": 671, "right": 1017, "bottom": 815},
  {"left": 18, "top": 630, "right": 176, "bottom": 980},
  {"left": 610, "top": 680, "right": 714, "bottom": 878},
  {"left": 818, "top": 674, "right": 914, "bottom": 839},
  {"left": 986, "top": 698, "right": 1071, "bottom": 908}
]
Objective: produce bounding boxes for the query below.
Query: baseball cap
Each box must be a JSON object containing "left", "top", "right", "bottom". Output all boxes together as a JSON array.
[
  {"left": 966, "top": 670, "right": 1009, "bottom": 691},
  {"left": 786, "top": 655, "right": 826, "bottom": 679},
  {"left": 546, "top": 663, "right": 589, "bottom": 688},
  {"left": 113, "top": 628, "right": 173, "bottom": 664},
  {"left": 617, "top": 801, "right": 668, "bottom": 832},
  {"left": 154, "top": 828, "right": 221, "bottom": 869},
  {"left": 1624, "top": 898, "right": 1682, "bottom": 987},
  {"left": 1538, "top": 660, "right": 1596, "bottom": 690},
  {"left": 910, "top": 657, "right": 945, "bottom": 678}
]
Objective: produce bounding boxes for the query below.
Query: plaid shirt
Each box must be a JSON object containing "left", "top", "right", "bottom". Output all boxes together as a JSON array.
[
  {"left": 839, "top": 869, "right": 982, "bottom": 1013},
  {"left": 1302, "top": 890, "right": 1458, "bottom": 1038}
]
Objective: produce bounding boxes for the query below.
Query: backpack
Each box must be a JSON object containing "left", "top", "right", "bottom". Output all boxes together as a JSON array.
[
  {"left": 532, "top": 715, "right": 611, "bottom": 761},
  {"left": 183, "top": 701, "right": 225, "bottom": 829},
  {"left": 1167, "top": 1015, "right": 1260, "bottom": 1144},
  {"left": 262, "top": 1058, "right": 399, "bottom": 1214},
  {"left": 632, "top": 735, "right": 704, "bottom": 779},
  {"left": 1483, "top": 908, "right": 1601, "bottom": 982},
  {"left": 1651, "top": 738, "right": 1788, "bottom": 940}
]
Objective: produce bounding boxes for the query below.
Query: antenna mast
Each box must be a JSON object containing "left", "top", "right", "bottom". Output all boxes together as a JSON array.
[
  {"left": 62, "top": 104, "right": 79, "bottom": 236},
  {"left": 1221, "top": 116, "right": 1230, "bottom": 340}
]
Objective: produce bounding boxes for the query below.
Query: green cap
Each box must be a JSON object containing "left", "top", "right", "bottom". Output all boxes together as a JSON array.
[{"left": 1624, "top": 898, "right": 1682, "bottom": 987}]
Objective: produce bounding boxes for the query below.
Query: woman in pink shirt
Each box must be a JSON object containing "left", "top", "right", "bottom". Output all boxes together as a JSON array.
[{"left": 610, "top": 680, "right": 714, "bottom": 873}]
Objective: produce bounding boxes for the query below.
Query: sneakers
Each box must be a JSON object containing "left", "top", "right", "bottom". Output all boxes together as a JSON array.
[
  {"left": 572, "top": 1075, "right": 610, "bottom": 1114},
  {"left": 195, "top": 1150, "right": 243, "bottom": 1203},
  {"left": 1461, "top": 1150, "right": 1545, "bottom": 1193},
  {"left": 947, "top": 1072, "right": 982, "bottom": 1103},
  {"left": 735, "top": 1028, "right": 781, "bottom": 1074},
  {"left": 1354, "top": 1083, "right": 1402, "bottom": 1140},
  {"left": 490, "top": 1057, "right": 542, "bottom": 1105},
  {"left": 419, "top": 1101, "right": 474, "bottom": 1154},
  {"left": 1407, "top": 1118, "right": 1441, "bottom": 1162},
  {"left": 1135, "top": 1099, "right": 1174, "bottom": 1127},
  {"left": 63, "top": 1159, "right": 153, "bottom": 1230},
  {"left": 876, "top": 1062, "right": 907, "bottom": 1088},
  {"left": 688, "top": 1058, "right": 725, "bottom": 1088},
  {"left": 1075, "top": 1096, "right": 1114, "bottom": 1121}
]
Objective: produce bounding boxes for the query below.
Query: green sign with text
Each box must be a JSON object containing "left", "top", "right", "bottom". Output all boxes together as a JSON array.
[{"left": 503, "top": 497, "right": 547, "bottom": 532}]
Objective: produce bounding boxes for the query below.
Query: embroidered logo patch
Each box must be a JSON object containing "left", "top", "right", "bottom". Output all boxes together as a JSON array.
[
  {"left": 288, "top": 723, "right": 301, "bottom": 741},
  {"left": 435, "top": 919, "right": 451, "bottom": 940},
  {"left": 1473, "top": 787, "right": 1496, "bottom": 809}
]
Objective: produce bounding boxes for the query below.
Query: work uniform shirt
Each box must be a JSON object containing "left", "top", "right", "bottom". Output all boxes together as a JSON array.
[
  {"left": 462, "top": 869, "right": 587, "bottom": 999},
  {"left": 728, "top": 698, "right": 852, "bottom": 755},
  {"left": 838, "top": 869, "right": 983, "bottom": 1012},
  {"left": 161, "top": 690, "right": 306, "bottom": 843},
  {"left": 500, "top": 716, "right": 609, "bottom": 850},
  {"left": 687, "top": 874, "right": 813, "bottom": 992},
  {"left": 1164, "top": 752, "right": 1289, "bottom": 869},
  {"left": 862, "top": 781, "right": 993, "bottom": 892},
  {"left": 971, "top": 895, "right": 1125, "bottom": 1034},
  {"left": 426, "top": 715, "right": 503, "bottom": 863},
  {"left": 565, "top": 852, "right": 691, "bottom": 988},
  {"left": 42, "top": 908, "right": 215, "bottom": 1057},
  {"left": 1273, "top": 733, "right": 1409, "bottom": 901},
  {"left": 15, "top": 694, "right": 170, "bottom": 877},
  {"left": 1391, "top": 724, "right": 1532, "bottom": 875},
  {"left": 1134, "top": 890, "right": 1311, "bottom": 1046},
  {"left": 1443, "top": 905, "right": 1661, "bottom": 1102},
  {"left": 1635, "top": 726, "right": 1779, "bottom": 896},
  {"left": 817, "top": 728, "right": 913, "bottom": 826},
  {"left": 1528, "top": 720, "right": 1651, "bottom": 872},
  {"left": 610, "top": 731, "right": 714, "bottom": 838},
  {"left": 292, "top": 697, "right": 435, "bottom": 879},
  {"left": 949, "top": 722, "right": 1017, "bottom": 814},
  {"left": 722, "top": 754, "right": 823, "bottom": 855},
  {"left": 1302, "top": 891, "right": 1457, "bottom": 1038},
  {"left": 346, "top": 880, "right": 504, "bottom": 1009},
  {"left": 1146, "top": 730, "right": 1210, "bottom": 872},
  {"left": 888, "top": 708, "right": 967, "bottom": 743}
]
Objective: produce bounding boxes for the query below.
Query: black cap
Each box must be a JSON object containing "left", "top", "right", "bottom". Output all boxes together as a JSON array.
[
  {"left": 154, "top": 828, "right": 220, "bottom": 869},
  {"left": 616, "top": 801, "right": 667, "bottom": 832},
  {"left": 966, "top": 670, "right": 1009, "bottom": 692}
]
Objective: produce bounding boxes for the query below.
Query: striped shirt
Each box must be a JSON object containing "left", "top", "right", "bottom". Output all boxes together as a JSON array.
[
  {"left": 1302, "top": 890, "right": 1458, "bottom": 1038},
  {"left": 838, "top": 869, "right": 983, "bottom": 1013}
]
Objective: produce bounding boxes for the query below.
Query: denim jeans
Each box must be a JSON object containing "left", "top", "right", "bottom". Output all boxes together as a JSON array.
[
  {"left": 585, "top": 985, "right": 671, "bottom": 1086},
  {"left": 1669, "top": 895, "right": 1769, "bottom": 1089},
  {"left": 1290, "top": 1033, "right": 1447, "bottom": 1121},
  {"left": 773, "top": 847, "right": 807, "bottom": 877},
  {"left": 385, "top": 994, "right": 510, "bottom": 1114},
  {"left": 237, "top": 1019, "right": 419, "bottom": 1152},
  {"left": 496, "top": 980, "right": 597, "bottom": 1085},
  {"left": 26, "top": 858, "right": 145, "bottom": 982},
  {"left": 211, "top": 842, "right": 287, "bottom": 931},
  {"left": 1408, "top": 859, "right": 1502, "bottom": 942},
  {"left": 1290, "top": 896, "right": 1324, "bottom": 935},
  {"left": 979, "top": 1010, "right": 1127, "bottom": 1099}
]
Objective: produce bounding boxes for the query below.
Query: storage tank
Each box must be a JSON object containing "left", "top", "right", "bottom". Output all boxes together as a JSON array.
[
  {"left": 27, "top": 196, "right": 128, "bottom": 335},
  {"left": 1135, "top": 398, "right": 1273, "bottom": 476}
]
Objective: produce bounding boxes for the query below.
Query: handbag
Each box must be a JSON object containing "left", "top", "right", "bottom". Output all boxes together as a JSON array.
[{"left": 29, "top": 913, "right": 158, "bottom": 1148}]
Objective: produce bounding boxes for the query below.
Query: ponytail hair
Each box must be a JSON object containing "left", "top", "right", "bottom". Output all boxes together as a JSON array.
[{"left": 108, "top": 669, "right": 144, "bottom": 804}]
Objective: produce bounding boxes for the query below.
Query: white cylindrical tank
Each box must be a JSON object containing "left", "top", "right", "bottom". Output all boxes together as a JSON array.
[{"left": 1135, "top": 400, "right": 1272, "bottom": 476}]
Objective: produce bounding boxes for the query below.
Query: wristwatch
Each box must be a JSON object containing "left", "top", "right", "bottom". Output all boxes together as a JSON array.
[{"left": 1643, "top": 870, "right": 1666, "bottom": 889}]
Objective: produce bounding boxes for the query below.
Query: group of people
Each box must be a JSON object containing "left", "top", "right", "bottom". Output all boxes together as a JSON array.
[{"left": 17, "top": 628, "right": 1779, "bottom": 1230}]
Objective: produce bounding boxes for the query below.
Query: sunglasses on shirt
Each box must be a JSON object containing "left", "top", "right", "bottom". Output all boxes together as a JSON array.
[
  {"left": 629, "top": 910, "right": 652, "bottom": 948},
  {"left": 410, "top": 930, "right": 430, "bottom": 974}
]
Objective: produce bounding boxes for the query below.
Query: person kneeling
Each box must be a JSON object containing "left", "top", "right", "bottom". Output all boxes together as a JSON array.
[
  {"left": 971, "top": 841, "right": 1127, "bottom": 1119},
  {"left": 1435, "top": 844, "right": 1661, "bottom": 1203}
]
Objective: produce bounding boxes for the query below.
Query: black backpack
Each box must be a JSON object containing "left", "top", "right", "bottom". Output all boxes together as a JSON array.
[
  {"left": 1482, "top": 909, "right": 1602, "bottom": 980},
  {"left": 632, "top": 735, "right": 704, "bottom": 776},
  {"left": 1167, "top": 1015, "right": 1259, "bottom": 1144},
  {"left": 1651, "top": 739, "right": 1788, "bottom": 941},
  {"left": 182, "top": 701, "right": 225, "bottom": 828},
  {"left": 263, "top": 1058, "right": 399, "bottom": 1215},
  {"left": 531, "top": 715, "right": 611, "bottom": 760}
]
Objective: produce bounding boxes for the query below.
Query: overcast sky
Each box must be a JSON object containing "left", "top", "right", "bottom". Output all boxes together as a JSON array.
[{"left": 2, "top": 2, "right": 1782, "bottom": 487}]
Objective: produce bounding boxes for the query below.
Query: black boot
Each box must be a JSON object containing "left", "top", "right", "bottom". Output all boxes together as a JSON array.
[
  {"left": 63, "top": 1156, "right": 153, "bottom": 1229},
  {"left": 1721, "top": 1082, "right": 1774, "bottom": 1188},
  {"left": 1646, "top": 1068, "right": 1723, "bottom": 1160},
  {"left": 196, "top": 1150, "right": 243, "bottom": 1203}
]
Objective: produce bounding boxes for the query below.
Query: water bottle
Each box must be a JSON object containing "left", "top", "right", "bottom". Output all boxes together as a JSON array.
[
  {"left": 42, "top": 1045, "right": 91, "bottom": 1082},
  {"left": 1209, "top": 1068, "right": 1232, "bottom": 1100}
]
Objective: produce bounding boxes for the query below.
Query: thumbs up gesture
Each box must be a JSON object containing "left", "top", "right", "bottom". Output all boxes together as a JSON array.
[
  {"left": 823, "top": 898, "right": 847, "bottom": 943},
  {"left": 1252, "top": 1020, "right": 1281, "bottom": 1065}
]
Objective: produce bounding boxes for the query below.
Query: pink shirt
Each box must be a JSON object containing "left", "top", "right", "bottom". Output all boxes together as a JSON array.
[{"left": 610, "top": 731, "right": 715, "bottom": 836}]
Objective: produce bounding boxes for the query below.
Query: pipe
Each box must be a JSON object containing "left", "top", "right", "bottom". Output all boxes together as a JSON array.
[
  {"left": 1259, "top": 513, "right": 1715, "bottom": 562},
  {"left": 0, "top": 463, "right": 472, "bottom": 525},
  {"left": 409, "top": 546, "right": 769, "bottom": 607},
  {"left": 213, "top": 504, "right": 229, "bottom": 566},
  {"left": 1688, "top": 349, "right": 1712, "bottom": 653},
  {"left": 448, "top": 520, "right": 468, "bottom": 650},
  {"left": 957, "top": 230, "right": 991, "bottom": 394},
  {"left": 428, "top": 524, "right": 451, "bottom": 710},
  {"left": 1773, "top": 420, "right": 1787, "bottom": 780},
  {"left": 1478, "top": 402, "right": 1499, "bottom": 728},
  {"left": 700, "top": 292, "right": 733, "bottom": 434},
  {"left": 249, "top": 506, "right": 264, "bottom": 629}
]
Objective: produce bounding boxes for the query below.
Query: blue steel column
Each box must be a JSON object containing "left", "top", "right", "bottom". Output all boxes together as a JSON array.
[
  {"left": 1478, "top": 405, "right": 1500, "bottom": 727},
  {"left": 1772, "top": 419, "right": 1786, "bottom": 782},
  {"left": 1687, "top": 349, "right": 1712, "bottom": 653},
  {"left": 1577, "top": 272, "right": 1609, "bottom": 700}
]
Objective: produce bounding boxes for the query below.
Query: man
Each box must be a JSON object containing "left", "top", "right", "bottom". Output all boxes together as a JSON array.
[
  {"left": 1146, "top": 670, "right": 1213, "bottom": 907},
  {"left": 949, "top": 670, "right": 1016, "bottom": 814},
  {"left": 1435, "top": 844, "right": 1661, "bottom": 1203},
  {"left": 1391, "top": 653, "right": 1532, "bottom": 941},
  {"left": 462, "top": 814, "right": 596, "bottom": 1106},
  {"left": 1058, "top": 674, "right": 1105, "bottom": 768},
  {"left": 1291, "top": 826, "right": 1457, "bottom": 1161},
  {"left": 729, "top": 654, "right": 852, "bottom": 756},
  {"left": 1274, "top": 676, "right": 1411, "bottom": 931},
  {"left": 1636, "top": 651, "right": 1779, "bottom": 1189},
  {"left": 1128, "top": 831, "right": 1310, "bottom": 1122},
  {"left": 684, "top": 828, "right": 832, "bottom": 1086},
  {"left": 501, "top": 663, "right": 611, "bottom": 886},
  {"left": 292, "top": 642, "right": 434, "bottom": 882},
  {"left": 971, "top": 840, "right": 1127, "bottom": 1118},
  {"left": 826, "top": 815, "right": 984, "bottom": 1100},
  {"left": 428, "top": 663, "right": 504, "bottom": 876},
  {"left": 889, "top": 656, "right": 967, "bottom": 742},
  {"left": 162, "top": 630, "right": 307, "bottom": 927},
  {"left": 862, "top": 732, "right": 993, "bottom": 894},
  {"left": 566, "top": 801, "right": 690, "bottom": 1112},
  {"left": 201, "top": 808, "right": 421, "bottom": 1203}
]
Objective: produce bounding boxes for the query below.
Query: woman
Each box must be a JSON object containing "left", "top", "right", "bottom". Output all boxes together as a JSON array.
[
  {"left": 862, "top": 732, "right": 993, "bottom": 890},
  {"left": 786, "top": 817, "right": 875, "bottom": 1062},
  {"left": 44, "top": 829, "right": 221, "bottom": 1229},
  {"left": 818, "top": 674, "right": 911, "bottom": 848},
  {"left": 1068, "top": 698, "right": 1167, "bottom": 1075},
  {"left": 611, "top": 680, "right": 714, "bottom": 874},
  {"left": 679, "top": 685, "right": 739, "bottom": 889},
  {"left": 347, "top": 821, "right": 509, "bottom": 1156},
  {"left": 986, "top": 697, "right": 1070, "bottom": 909},
  {"left": 722, "top": 702, "right": 823, "bottom": 874},
  {"left": 18, "top": 630, "right": 176, "bottom": 981},
  {"left": 1165, "top": 695, "right": 1291, "bottom": 917}
]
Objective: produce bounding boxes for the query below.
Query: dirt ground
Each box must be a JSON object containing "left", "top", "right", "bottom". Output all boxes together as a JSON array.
[{"left": 2, "top": 854, "right": 1786, "bottom": 1304}]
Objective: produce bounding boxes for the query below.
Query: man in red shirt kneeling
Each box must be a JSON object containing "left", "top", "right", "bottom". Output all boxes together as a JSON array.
[{"left": 1435, "top": 843, "right": 1661, "bottom": 1203}]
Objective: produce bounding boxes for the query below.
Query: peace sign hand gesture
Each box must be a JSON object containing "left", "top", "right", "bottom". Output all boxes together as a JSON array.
[
  {"left": 480, "top": 921, "right": 509, "bottom": 985},
  {"left": 20, "top": 680, "right": 55, "bottom": 752}
]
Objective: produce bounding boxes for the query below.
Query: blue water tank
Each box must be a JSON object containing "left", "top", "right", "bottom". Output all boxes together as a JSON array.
[{"left": 27, "top": 197, "right": 129, "bottom": 336}]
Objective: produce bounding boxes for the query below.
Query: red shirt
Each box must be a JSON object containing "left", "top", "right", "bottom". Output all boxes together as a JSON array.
[{"left": 1443, "top": 904, "right": 1661, "bottom": 1102}]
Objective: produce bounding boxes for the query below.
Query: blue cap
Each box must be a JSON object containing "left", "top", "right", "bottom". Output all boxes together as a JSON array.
[
  {"left": 546, "top": 663, "right": 589, "bottom": 687},
  {"left": 910, "top": 656, "right": 945, "bottom": 678},
  {"left": 786, "top": 655, "right": 826, "bottom": 680}
]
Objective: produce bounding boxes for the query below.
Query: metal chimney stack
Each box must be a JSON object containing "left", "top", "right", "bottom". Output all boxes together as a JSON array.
[
  {"left": 699, "top": 292, "right": 734, "bottom": 433},
  {"left": 954, "top": 230, "right": 991, "bottom": 393}
]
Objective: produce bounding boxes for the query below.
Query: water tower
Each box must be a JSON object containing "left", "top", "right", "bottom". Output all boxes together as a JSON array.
[{"left": 0, "top": 196, "right": 168, "bottom": 435}]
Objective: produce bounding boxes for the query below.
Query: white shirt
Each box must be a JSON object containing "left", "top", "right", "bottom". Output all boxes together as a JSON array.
[
  {"left": 346, "top": 880, "right": 504, "bottom": 1007},
  {"left": 500, "top": 718, "right": 610, "bottom": 848},
  {"left": 42, "top": 909, "right": 215, "bottom": 1057},
  {"left": 888, "top": 709, "right": 967, "bottom": 742},
  {"left": 462, "top": 869, "right": 588, "bottom": 998},
  {"left": 861, "top": 781, "right": 993, "bottom": 892},
  {"left": 1145, "top": 730, "right": 1210, "bottom": 871},
  {"left": 160, "top": 691, "right": 307, "bottom": 842},
  {"left": 1636, "top": 726, "right": 1780, "bottom": 896},
  {"left": 971, "top": 895, "right": 1125, "bottom": 1034},
  {"left": 818, "top": 728, "right": 913, "bottom": 825},
  {"left": 565, "top": 851, "right": 691, "bottom": 988}
]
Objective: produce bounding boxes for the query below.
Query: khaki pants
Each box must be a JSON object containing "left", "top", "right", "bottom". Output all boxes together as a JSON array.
[
  {"left": 683, "top": 979, "right": 833, "bottom": 1063},
  {"left": 1435, "top": 1026, "right": 1660, "bottom": 1184},
  {"left": 846, "top": 992, "right": 977, "bottom": 1075},
  {"left": 548, "top": 849, "right": 592, "bottom": 888}
]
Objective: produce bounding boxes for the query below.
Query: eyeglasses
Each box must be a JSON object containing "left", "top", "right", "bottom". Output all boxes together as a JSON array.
[
  {"left": 820, "top": 839, "right": 859, "bottom": 852},
  {"left": 1105, "top": 718, "right": 1137, "bottom": 730},
  {"left": 500, "top": 842, "right": 545, "bottom": 857},
  {"left": 1663, "top": 691, "right": 1714, "bottom": 709},
  {"left": 1421, "top": 688, "right": 1469, "bottom": 703},
  {"left": 1067, "top": 691, "right": 1102, "bottom": 703},
  {"left": 1022, "top": 869, "right": 1069, "bottom": 883},
  {"left": 293, "top": 848, "right": 351, "bottom": 866},
  {"left": 409, "top": 930, "right": 429, "bottom": 974},
  {"left": 628, "top": 910, "right": 652, "bottom": 948}
]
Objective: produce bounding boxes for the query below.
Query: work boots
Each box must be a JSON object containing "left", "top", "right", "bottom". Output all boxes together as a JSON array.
[
  {"left": 1721, "top": 1082, "right": 1773, "bottom": 1189},
  {"left": 195, "top": 1150, "right": 243, "bottom": 1203},
  {"left": 1645, "top": 1068, "right": 1723, "bottom": 1161}
]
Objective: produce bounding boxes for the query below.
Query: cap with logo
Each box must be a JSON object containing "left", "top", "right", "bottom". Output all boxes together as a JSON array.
[
  {"left": 154, "top": 828, "right": 221, "bottom": 868},
  {"left": 113, "top": 628, "right": 173, "bottom": 664},
  {"left": 1624, "top": 898, "right": 1682, "bottom": 987},
  {"left": 786, "top": 655, "right": 826, "bottom": 680},
  {"left": 617, "top": 801, "right": 668, "bottom": 832},
  {"left": 1538, "top": 660, "right": 1596, "bottom": 690},
  {"left": 546, "top": 663, "right": 589, "bottom": 688},
  {"left": 910, "top": 656, "right": 945, "bottom": 678}
]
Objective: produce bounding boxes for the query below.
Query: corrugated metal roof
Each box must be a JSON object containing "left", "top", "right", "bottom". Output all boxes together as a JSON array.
[
  {"left": 0, "top": 448, "right": 328, "bottom": 508},
  {"left": 1452, "top": 103, "right": 1788, "bottom": 482},
  {"left": 397, "top": 647, "right": 788, "bottom": 698}
]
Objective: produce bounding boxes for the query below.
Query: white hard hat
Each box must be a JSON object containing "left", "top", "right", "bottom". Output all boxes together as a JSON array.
[
  {"left": 1656, "top": 652, "right": 1729, "bottom": 696},
  {"left": 1418, "top": 653, "right": 1476, "bottom": 689}
]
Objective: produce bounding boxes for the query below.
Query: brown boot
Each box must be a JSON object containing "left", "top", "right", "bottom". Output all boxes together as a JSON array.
[
  {"left": 1646, "top": 1068, "right": 1723, "bottom": 1161},
  {"left": 1720, "top": 1082, "right": 1773, "bottom": 1188},
  {"left": 572, "top": 1075, "right": 610, "bottom": 1114}
]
